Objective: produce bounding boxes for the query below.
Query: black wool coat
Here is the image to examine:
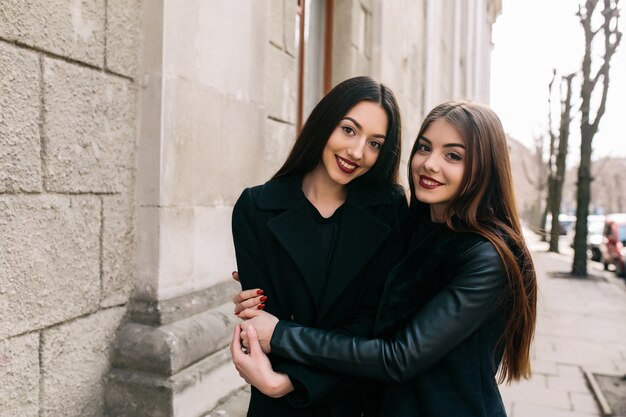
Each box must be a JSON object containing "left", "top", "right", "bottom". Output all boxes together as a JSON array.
[
  {"left": 232, "top": 175, "right": 408, "bottom": 417},
  {"left": 270, "top": 219, "right": 511, "bottom": 417}
]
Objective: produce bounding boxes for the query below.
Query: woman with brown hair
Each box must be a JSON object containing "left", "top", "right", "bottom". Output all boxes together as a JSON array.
[{"left": 232, "top": 101, "right": 537, "bottom": 417}]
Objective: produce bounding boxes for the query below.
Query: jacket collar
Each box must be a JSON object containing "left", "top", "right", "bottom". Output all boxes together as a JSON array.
[
  {"left": 259, "top": 175, "right": 395, "bottom": 319},
  {"left": 257, "top": 175, "right": 404, "bottom": 210}
]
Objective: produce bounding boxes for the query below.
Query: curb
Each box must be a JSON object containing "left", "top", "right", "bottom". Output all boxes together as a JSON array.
[{"left": 583, "top": 368, "right": 615, "bottom": 417}]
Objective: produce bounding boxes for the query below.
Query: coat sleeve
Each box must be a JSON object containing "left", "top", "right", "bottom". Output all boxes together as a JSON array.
[
  {"left": 270, "top": 241, "right": 508, "bottom": 383},
  {"left": 232, "top": 188, "right": 273, "bottom": 293}
]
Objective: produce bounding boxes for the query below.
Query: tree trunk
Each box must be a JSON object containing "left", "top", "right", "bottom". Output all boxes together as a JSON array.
[
  {"left": 573, "top": 0, "right": 621, "bottom": 276},
  {"left": 548, "top": 74, "right": 575, "bottom": 253},
  {"left": 573, "top": 128, "right": 593, "bottom": 275}
]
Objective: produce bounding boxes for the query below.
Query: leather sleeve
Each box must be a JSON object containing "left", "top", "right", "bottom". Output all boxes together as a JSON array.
[{"left": 270, "top": 241, "right": 507, "bottom": 383}]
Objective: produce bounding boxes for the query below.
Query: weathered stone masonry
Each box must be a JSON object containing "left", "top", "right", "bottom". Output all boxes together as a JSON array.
[{"left": 0, "top": 1, "right": 140, "bottom": 416}]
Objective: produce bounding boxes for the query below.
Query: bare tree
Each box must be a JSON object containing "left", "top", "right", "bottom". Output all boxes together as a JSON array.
[
  {"left": 547, "top": 73, "right": 576, "bottom": 253},
  {"left": 541, "top": 70, "right": 558, "bottom": 241},
  {"left": 572, "top": 0, "right": 622, "bottom": 275}
]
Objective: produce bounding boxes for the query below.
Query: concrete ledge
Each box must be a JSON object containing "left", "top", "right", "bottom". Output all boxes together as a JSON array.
[
  {"left": 106, "top": 346, "right": 246, "bottom": 417},
  {"left": 129, "top": 280, "right": 239, "bottom": 325},
  {"left": 112, "top": 301, "right": 240, "bottom": 375}
]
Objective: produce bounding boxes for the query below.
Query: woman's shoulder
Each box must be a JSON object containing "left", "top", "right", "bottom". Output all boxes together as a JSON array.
[
  {"left": 454, "top": 238, "right": 506, "bottom": 287},
  {"left": 236, "top": 175, "right": 302, "bottom": 211}
]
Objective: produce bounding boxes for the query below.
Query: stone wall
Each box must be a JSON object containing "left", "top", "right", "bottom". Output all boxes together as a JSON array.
[
  {"left": 0, "top": 0, "right": 140, "bottom": 416},
  {"left": 104, "top": 1, "right": 300, "bottom": 416}
]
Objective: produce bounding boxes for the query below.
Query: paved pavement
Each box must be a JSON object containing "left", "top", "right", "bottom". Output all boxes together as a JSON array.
[
  {"left": 209, "top": 231, "right": 626, "bottom": 417},
  {"left": 500, "top": 231, "right": 626, "bottom": 417}
]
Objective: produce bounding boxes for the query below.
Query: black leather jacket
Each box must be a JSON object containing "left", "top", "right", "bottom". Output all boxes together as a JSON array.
[{"left": 270, "top": 239, "right": 510, "bottom": 417}]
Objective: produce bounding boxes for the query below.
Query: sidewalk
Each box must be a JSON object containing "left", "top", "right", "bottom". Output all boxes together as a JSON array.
[
  {"left": 500, "top": 231, "right": 626, "bottom": 416},
  {"left": 209, "top": 232, "right": 626, "bottom": 417}
]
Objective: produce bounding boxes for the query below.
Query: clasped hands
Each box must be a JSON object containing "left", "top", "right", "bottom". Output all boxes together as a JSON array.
[{"left": 229, "top": 271, "right": 294, "bottom": 397}]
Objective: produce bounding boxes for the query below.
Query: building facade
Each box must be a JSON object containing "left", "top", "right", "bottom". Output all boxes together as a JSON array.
[{"left": 0, "top": 1, "right": 500, "bottom": 416}]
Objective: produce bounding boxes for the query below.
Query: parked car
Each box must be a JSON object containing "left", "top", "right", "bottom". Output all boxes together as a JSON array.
[
  {"left": 600, "top": 213, "right": 626, "bottom": 276},
  {"left": 545, "top": 213, "right": 576, "bottom": 235},
  {"left": 568, "top": 215, "right": 606, "bottom": 261}
]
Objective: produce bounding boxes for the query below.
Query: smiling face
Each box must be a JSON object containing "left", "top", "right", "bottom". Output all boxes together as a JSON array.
[
  {"left": 410, "top": 118, "right": 466, "bottom": 222},
  {"left": 317, "top": 100, "right": 388, "bottom": 186}
]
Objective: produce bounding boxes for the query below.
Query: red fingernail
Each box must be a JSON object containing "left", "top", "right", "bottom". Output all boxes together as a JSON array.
[
  {"left": 258, "top": 304, "right": 265, "bottom": 310},
  {"left": 235, "top": 311, "right": 240, "bottom": 316},
  {"left": 256, "top": 290, "right": 264, "bottom": 295},
  {"left": 260, "top": 296, "right": 268, "bottom": 302}
]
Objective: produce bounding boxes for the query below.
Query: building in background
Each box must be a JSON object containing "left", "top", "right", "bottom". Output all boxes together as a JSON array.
[{"left": 0, "top": 1, "right": 500, "bottom": 416}]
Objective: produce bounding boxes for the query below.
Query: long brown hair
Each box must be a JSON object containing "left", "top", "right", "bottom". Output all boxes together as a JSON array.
[
  {"left": 273, "top": 76, "right": 402, "bottom": 186},
  {"left": 408, "top": 101, "right": 537, "bottom": 383}
]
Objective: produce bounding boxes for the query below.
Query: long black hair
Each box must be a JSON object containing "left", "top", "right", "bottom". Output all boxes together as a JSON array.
[{"left": 273, "top": 76, "right": 402, "bottom": 186}]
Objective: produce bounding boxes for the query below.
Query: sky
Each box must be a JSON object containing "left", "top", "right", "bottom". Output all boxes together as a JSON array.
[{"left": 490, "top": 0, "right": 626, "bottom": 160}]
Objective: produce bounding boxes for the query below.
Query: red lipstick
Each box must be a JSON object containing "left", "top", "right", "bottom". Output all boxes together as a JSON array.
[
  {"left": 418, "top": 175, "right": 443, "bottom": 189},
  {"left": 335, "top": 155, "right": 359, "bottom": 174}
]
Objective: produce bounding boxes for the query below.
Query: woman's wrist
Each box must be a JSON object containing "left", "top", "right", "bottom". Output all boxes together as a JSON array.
[{"left": 265, "top": 372, "right": 294, "bottom": 398}]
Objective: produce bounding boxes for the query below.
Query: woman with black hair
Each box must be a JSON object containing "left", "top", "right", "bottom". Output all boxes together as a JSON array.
[
  {"left": 231, "top": 76, "right": 407, "bottom": 417},
  {"left": 233, "top": 101, "right": 537, "bottom": 417}
]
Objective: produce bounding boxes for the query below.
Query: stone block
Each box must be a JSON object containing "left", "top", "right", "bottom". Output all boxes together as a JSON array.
[
  {"left": 261, "top": 118, "right": 295, "bottom": 180},
  {"left": 134, "top": 206, "right": 159, "bottom": 301},
  {"left": 0, "top": 0, "right": 105, "bottom": 67},
  {"left": 161, "top": 78, "right": 265, "bottom": 207},
  {"left": 266, "top": 45, "right": 297, "bottom": 124},
  {"left": 284, "top": 0, "right": 297, "bottom": 57},
  {"left": 0, "top": 333, "right": 39, "bottom": 417},
  {"left": 106, "top": 0, "right": 141, "bottom": 78},
  {"left": 0, "top": 195, "right": 100, "bottom": 339},
  {"left": 41, "top": 307, "right": 126, "bottom": 417},
  {"left": 43, "top": 58, "right": 137, "bottom": 193},
  {"left": 269, "top": 0, "right": 284, "bottom": 49},
  {"left": 220, "top": 95, "right": 268, "bottom": 200},
  {"left": 159, "top": 206, "right": 237, "bottom": 299},
  {"left": 160, "top": 78, "right": 223, "bottom": 206},
  {"left": 164, "top": 0, "right": 267, "bottom": 104},
  {"left": 102, "top": 195, "right": 135, "bottom": 307},
  {"left": 0, "top": 43, "right": 42, "bottom": 192},
  {"left": 135, "top": 74, "right": 163, "bottom": 207}
]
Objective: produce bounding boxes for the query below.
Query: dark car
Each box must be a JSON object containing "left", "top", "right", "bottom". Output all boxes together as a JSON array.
[{"left": 600, "top": 213, "right": 626, "bottom": 276}]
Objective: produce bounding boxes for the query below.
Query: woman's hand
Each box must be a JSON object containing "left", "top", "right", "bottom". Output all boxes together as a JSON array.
[
  {"left": 238, "top": 308, "right": 279, "bottom": 353},
  {"left": 231, "top": 271, "right": 266, "bottom": 315},
  {"left": 230, "top": 324, "right": 294, "bottom": 398}
]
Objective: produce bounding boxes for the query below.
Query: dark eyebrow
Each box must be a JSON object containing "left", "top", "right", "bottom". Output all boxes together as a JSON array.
[
  {"left": 419, "top": 135, "right": 465, "bottom": 149},
  {"left": 343, "top": 117, "right": 386, "bottom": 140}
]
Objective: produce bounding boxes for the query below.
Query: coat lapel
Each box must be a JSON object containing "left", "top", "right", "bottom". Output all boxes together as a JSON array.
[
  {"left": 317, "top": 200, "right": 391, "bottom": 320},
  {"left": 266, "top": 204, "right": 327, "bottom": 308}
]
